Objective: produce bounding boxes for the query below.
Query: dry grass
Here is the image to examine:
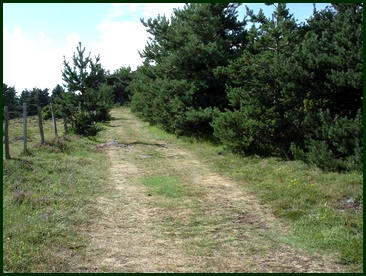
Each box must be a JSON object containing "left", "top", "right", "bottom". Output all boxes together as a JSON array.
[{"left": 69, "top": 107, "right": 348, "bottom": 272}]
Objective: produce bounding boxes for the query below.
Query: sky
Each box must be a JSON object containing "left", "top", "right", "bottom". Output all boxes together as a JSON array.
[{"left": 3, "top": 3, "right": 330, "bottom": 94}]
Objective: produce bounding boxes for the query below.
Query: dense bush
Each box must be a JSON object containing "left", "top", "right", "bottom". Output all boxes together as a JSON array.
[
  {"left": 41, "top": 104, "right": 63, "bottom": 120},
  {"left": 71, "top": 112, "right": 104, "bottom": 136},
  {"left": 211, "top": 109, "right": 276, "bottom": 156},
  {"left": 208, "top": 3, "right": 363, "bottom": 172},
  {"left": 290, "top": 109, "right": 363, "bottom": 172},
  {"left": 105, "top": 66, "right": 135, "bottom": 106}
]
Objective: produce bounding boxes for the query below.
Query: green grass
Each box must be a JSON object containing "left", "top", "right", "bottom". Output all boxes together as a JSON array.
[
  {"left": 3, "top": 117, "right": 110, "bottom": 272},
  {"left": 141, "top": 176, "right": 190, "bottom": 198},
  {"left": 199, "top": 149, "right": 362, "bottom": 269},
  {"left": 142, "top": 120, "right": 363, "bottom": 271},
  {"left": 3, "top": 109, "right": 363, "bottom": 272}
]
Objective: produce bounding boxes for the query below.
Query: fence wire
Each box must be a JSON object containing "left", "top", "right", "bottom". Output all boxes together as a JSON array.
[{"left": 3, "top": 104, "right": 64, "bottom": 158}]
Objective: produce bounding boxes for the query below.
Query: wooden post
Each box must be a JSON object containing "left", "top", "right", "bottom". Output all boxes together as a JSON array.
[
  {"left": 50, "top": 103, "right": 58, "bottom": 140},
  {"left": 37, "top": 107, "right": 45, "bottom": 144},
  {"left": 4, "top": 106, "right": 11, "bottom": 159},
  {"left": 23, "top": 102, "right": 27, "bottom": 154},
  {"left": 61, "top": 110, "right": 68, "bottom": 134}
]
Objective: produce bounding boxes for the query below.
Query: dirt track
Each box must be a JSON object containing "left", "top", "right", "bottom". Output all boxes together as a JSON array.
[{"left": 71, "top": 108, "right": 346, "bottom": 272}]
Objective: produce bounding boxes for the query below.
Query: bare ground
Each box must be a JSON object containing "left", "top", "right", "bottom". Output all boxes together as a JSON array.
[{"left": 70, "top": 108, "right": 347, "bottom": 273}]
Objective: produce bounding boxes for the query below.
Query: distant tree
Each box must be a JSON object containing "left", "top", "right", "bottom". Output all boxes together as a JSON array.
[
  {"left": 105, "top": 66, "right": 135, "bottom": 105},
  {"left": 37, "top": 88, "right": 50, "bottom": 108},
  {"left": 18, "top": 89, "right": 31, "bottom": 106},
  {"left": 50, "top": 84, "right": 65, "bottom": 103},
  {"left": 18, "top": 87, "right": 50, "bottom": 114},
  {"left": 40, "top": 84, "right": 66, "bottom": 120},
  {"left": 3, "top": 83, "right": 20, "bottom": 112},
  {"left": 61, "top": 42, "right": 113, "bottom": 135}
]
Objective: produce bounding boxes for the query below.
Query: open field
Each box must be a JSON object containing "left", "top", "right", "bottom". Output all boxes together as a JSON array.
[{"left": 3, "top": 107, "right": 363, "bottom": 272}]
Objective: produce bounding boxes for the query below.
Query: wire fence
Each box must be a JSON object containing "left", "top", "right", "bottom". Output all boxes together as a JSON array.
[{"left": 3, "top": 103, "right": 67, "bottom": 159}]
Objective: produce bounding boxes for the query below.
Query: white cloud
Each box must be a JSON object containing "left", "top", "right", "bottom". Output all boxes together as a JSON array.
[
  {"left": 93, "top": 3, "right": 185, "bottom": 72},
  {"left": 92, "top": 20, "right": 147, "bottom": 72},
  {"left": 3, "top": 27, "right": 82, "bottom": 93},
  {"left": 2, "top": 3, "right": 186, "bottom": 93},
  {"left": 109, "top": 3, "right": 124, "bottom": 17},
  {"left": 139, "top": 3, "right": 184, "bottom": 19},
  {"left": 108, "top": 3, "right": 183, "bottom": 20},
  {"left": 39, "top": 31, "right": 52, "bottom": 46},
  {"left": 63, "top": 32, "right": 81, "bottom": 59},
  {"left": 3, "top": 27, "right": 42, "bottom": 92}
]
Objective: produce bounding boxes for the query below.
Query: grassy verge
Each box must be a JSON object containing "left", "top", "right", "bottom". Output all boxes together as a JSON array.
[
  {"left": 209, "top": 154, "right": 363, "bottom": 267},
  {"left": 143, "top": 122, "right": 363, "bottom": 272},
  {"left": 3, "top": 108, "right": 362, "bottom": 272},
  {"left": 3, "top": 116, "right": 110, "bottom": 272}
]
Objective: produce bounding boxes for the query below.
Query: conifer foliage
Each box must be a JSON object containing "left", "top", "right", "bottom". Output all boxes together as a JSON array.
[
  {"left": 3, "top": 84, "right": 21, "bottom": 113},
  {"left": 129, "top": 3, "right": 362, "bottom": 172},
  {"left": 61, "top": 42, "right": 113, "bottom": 135},
  {"left": 129, "top": 3, "right": 247, "bottom": 136},
  {"left": 5, "top": 3, "right": 360, "bottom": 171}
]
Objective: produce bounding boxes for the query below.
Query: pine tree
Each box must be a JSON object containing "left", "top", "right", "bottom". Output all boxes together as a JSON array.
[
  {"left": 18, "top": 87, "right": 50, "bottom": 114},
  {"left": 105, "top": 66, "right": 134, "bottom": 105},
  {"left": 3, "top": 83, "right": 20, "bottom": 112},
  {"left": 297, "top": 3, "right": 363, "bottom": 117},
  {"left": 61, "top": 42, "right": 112, "bottom": 135},
  {"left": 50, "top": 84, "right": 65, "bottom": 103},
  {"left": 288, "top": 3, "right": 363, "bottom": 171},
  {"left": 130, "top": 3, "right": 247, "bottom": 136},
  {"left": 212, "top": 3, "right": 303, "bottom": 155},
  {"left": 211, "top": 3, "right": 363, "bottom": 171}
]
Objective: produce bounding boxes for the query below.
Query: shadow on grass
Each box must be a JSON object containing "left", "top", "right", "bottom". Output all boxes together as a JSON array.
[
  {"left": 111, "top": 116, "right": 130, "bottom": 121},
  {"left": 98, "top": 140, "right": 167, "bottom": 148},
  {"left": 129, "top": 141, "right": 166, "bottom": 148}
]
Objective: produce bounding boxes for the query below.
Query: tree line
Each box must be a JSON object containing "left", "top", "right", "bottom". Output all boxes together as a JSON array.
[
  {"left": 3, "top": 43, "right": 134, "bottom": 135},
  {"left": 129, "top": 3, "right": 363, "bottom": 172},
  {"left": 3, "top": 3, "right": 362, "bottom": 172}
]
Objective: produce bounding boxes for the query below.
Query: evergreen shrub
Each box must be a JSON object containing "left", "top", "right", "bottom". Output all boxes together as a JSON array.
[{"left": 290, "top": 109, "right": 363, "bottom": 172}]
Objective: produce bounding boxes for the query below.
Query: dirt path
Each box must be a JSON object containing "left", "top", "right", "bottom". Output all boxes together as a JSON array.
[{"left": 73, "top": 107, "right": 346, "bottom": 272}]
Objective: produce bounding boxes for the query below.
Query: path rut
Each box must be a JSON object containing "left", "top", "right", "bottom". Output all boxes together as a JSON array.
[{"left": 73, "top": 108, "right": 346, "bottom": 272}]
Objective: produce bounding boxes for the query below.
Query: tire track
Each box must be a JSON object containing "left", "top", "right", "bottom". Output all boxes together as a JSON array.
[{"left": 74, "top": 108, "right": 346, "bottom": 272}]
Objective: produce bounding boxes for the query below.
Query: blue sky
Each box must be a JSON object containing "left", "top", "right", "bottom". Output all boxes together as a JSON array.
[{"left": 3, "top": 3, "right": 330, "bottom": 93}]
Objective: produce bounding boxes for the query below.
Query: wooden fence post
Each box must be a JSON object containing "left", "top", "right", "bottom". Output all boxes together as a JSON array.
[
  {"left": 61, "top": 110, "right": 68, "bottom": 134},
  {"left": 4, "top": 106, "right": 11, "bottom": 159},
  {"left": 37, "top": 107, "right": 45, "bottom": 144},
  {"left": 23, "top": 102, "right": 27, "bottom": 154},
  {"left": 50, "top": 103, "right": 58, "bottom": 140}
]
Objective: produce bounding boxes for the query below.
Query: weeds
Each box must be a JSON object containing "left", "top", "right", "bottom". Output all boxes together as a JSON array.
[
  {"left": 184, "top": 144, "right": 363, "bottom": 270},
  {"left": 142, "top": 111, "right": 363, "bottom": 270},
  {"left": 3, "top": 116, "right": 110, "bottom": 272},
  {"left": 3, "top": 110, "right": 362, "bottom": 272}
]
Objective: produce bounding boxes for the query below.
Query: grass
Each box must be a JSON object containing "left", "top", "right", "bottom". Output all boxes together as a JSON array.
[
  {"left": 207, "top": 155, "right": 363, "bottom": 267},
  {"left": 3, "top": 107, "right": 363, "bottom": 272},
  {"left": 3, "top": 116, "right": 110, "bottom": 272},
  {"left": 143, "top": 118, "right": 363, "bottom": 272},
  {"left": 141, "top": 176, "right": 190, "bottom": 198},
  {"left": 138, "top": 174, "right": 241, "bottom": 261}
]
